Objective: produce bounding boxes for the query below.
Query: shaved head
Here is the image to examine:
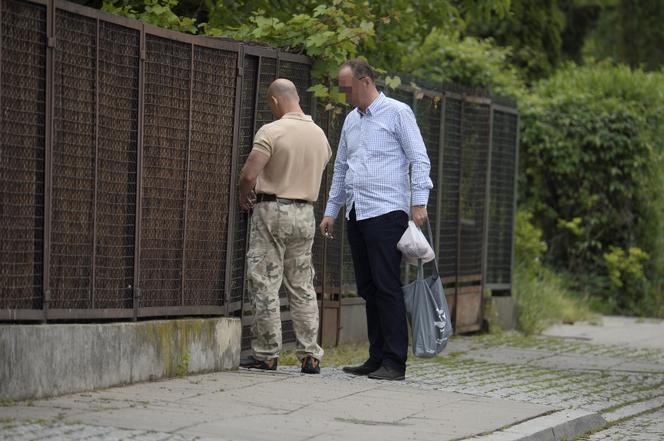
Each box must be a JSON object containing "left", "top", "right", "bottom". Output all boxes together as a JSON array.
[{"left": 267, "top": 78, "right": 299, "bottom": 102}]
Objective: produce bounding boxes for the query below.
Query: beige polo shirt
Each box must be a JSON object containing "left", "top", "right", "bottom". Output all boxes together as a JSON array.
[{"left": 252, "top": 112, "right": 332, "bottom": 202}]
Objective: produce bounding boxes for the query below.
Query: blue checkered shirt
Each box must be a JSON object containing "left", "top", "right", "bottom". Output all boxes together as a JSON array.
[{"left": 324, "top": 93, "right": 433, "bottom": 221}]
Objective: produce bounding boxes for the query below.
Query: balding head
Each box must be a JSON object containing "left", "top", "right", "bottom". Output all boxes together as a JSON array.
[
  {"left": 267, "top": 78, "right": 299, "bottom": 102},
  {"left": 266, "top": 78, "right": 303, "bottom": 119}
]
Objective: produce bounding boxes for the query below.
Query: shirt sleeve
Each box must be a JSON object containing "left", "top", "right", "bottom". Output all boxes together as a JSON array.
[
  {"left": 396, "top": 107, "right": 433, "bottom": 206},
  {"left": 323, "top": 126, "right": 349, "bottom": 218},
  {"left": 251, "top": 125, "right": 272, "bottom": 157}
]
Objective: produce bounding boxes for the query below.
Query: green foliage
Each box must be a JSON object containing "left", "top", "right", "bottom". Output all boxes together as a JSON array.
[
  {"left": 468, "top": 0, "right": 566, "bottom": 82},
  {"left": 100, "top": 0, "right": 511, "bottom": 104},
  {"left": 515, "top": 209, "right": 547, "bottom": 269},
  {"left": 211, "top": 1, "right": 376, "bottom": 91},
  {"left": 513, "top": 265, "right": 595, "bottom": 335},
  {"left": 513, "top": 210, "right": 595, "bottom": 335},
  {"left": 520, "top": 63, "right": 664, "bottom": 314},
  {"left": 399, "top": 29, "right": 525, "bottom": 98},
  {"left": 175, "top": 351, "right": 189, "bottom": 377},
  {"left": 103, "top": 0, "right": 197, "bottom": 33},
  {"left": 603, "top": 246, "right": 650, "bottom": 311},
  {"left": 582, "top": 0, "right": 664, "bottom": 71},
  {"left": 363, "top": 0, "right": 510, "bottom": 71},
  {"left": 604, "top": 246, "right": 649, "bottom": 290}
]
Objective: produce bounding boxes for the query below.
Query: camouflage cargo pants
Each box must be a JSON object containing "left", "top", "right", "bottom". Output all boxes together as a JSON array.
[{"left": 246, "top": 201, "right": 324, "bottom": 362}]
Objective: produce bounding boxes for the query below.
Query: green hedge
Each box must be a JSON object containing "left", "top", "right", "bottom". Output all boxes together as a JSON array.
[{"left": 519, "top": 64, "right": 664, "bottom": 315}]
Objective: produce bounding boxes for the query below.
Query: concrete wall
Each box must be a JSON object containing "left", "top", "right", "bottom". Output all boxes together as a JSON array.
[
  {"left": 339, "top": 297, "right": 367, "bottom": 344},
  {"left": 0, "top": 317, "right": 240, "bottom": 401},
  {"left": 490, "top": 296, "right": 517, "bottom": 331}
]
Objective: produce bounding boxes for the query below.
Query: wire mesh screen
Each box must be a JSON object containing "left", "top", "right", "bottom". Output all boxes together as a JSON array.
[
  {"left": 255, "top": 57, "right": 277, "bottom": 131},
  {"left": 94, "top": 21, "right": 139, "bottom": 309},
  {"left": 243, "top": 55, "right": 277, "bottom": 307},
  {"left": 50, "top": 10, "right": 96, "bottom": 309},
  {"left": 139, "top": 35, "right": 190, "bottom": 307},
  {"left": 229, "top": 54, "right": 258, "bottom": 307},
  {"left": 279, "top": 60, "right": 311, "bottom": 115},
  {"left": 439, "top": 96, "right": 462, "bottom": 279},
  {"left": 414, "top": 95, "right": 442, "bottom": 249},
  {"left": 310, "top": 110, "right": 327, "bottom": 297},
  {"left": 487, "top": 109, "right": 518, "bottom": 285},
  {"left": 315, "top": 110, "right": 346, "bottom": 296},
  {"left": 0, "top": 0, "right": 47, "bottom": 309},
  {"left": 459, "top": 101, "right": 490, "bottom": 276},
  {"left": 183, "top": 46, "right": 236, "bottom": 306},
  {"left": 386, "top": 87, "right": 413, "bottom": 107}
]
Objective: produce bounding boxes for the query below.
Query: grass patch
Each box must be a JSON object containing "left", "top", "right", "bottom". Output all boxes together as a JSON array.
[
  {"left": 513, "top": 264, "right": 596, "bottom": 335},
  {"left": 280, "top": 342, "right": 370, "bottom": 367}
]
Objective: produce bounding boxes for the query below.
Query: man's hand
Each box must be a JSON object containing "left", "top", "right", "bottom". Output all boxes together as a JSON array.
[
  {"left": 412, "top": 205, "right": 428, "bottom": 227},
  {"left": 239, "top": 190, "right": 255, "bottom": 212},
  {"left": 319, "top": 216, "right": 336, "bottom": 239}
]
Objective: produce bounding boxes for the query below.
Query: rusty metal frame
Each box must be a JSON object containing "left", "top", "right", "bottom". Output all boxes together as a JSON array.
[
  {"left": 510, "top": 114, "right": 520, "bottom": 292},
  {"left": 42, "top": 0, "right": 56, "bottom": 322},
  {"left": 132, "top": 23, "right": 145, "bottom": 321},
  {"left": 480, "top": 102, "right": 495, "bottom": 321},
  {"left": 90, "top": 17, "right": 100, "bottom": 309},
  {"left": 180, "top": 42, "right": 194, "bottom": 307},
  {"left": 484, "top": 104, "right": 519, "bottom": 294},
  {"left": 453, "top": 94, "right": 465, "bottom": 326},
  {"left": 223, "top": 44, "right": 244, "bottom": 314},
  {"left": 435, "top": 94, "right": 446, "bottom": 260}
]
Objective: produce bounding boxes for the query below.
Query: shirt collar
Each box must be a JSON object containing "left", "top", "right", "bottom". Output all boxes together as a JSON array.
[
  {"left": 357, "top": 92, "right": 385, "bottom": 117},
  {"left": 281, "top": 112, "right": 311, "bottom": 121}
]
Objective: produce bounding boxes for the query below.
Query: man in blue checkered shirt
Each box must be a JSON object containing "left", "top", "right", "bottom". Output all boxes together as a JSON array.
[{"left": 320, "top": 59, "right": 433, "bottom": 381}]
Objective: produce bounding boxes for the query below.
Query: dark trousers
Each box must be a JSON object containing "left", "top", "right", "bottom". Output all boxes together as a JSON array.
[{"left": 346, "top": 206, "right": 409, "bottom": 371}]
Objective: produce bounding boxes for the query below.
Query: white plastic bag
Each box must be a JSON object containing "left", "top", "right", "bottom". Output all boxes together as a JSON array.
[{"left": 397, "top": 221, "right": 435, "bottom": 265}]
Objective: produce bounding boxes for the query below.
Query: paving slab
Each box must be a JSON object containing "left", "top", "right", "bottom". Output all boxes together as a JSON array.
[
  {"left": 543, "top": 316, "right": 664, "bottom": 350},
  {"left": 0, "top": 369, "right": 555, "bottom": 441}
]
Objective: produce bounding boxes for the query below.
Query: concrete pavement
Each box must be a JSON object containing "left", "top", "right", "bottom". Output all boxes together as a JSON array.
[
  {"left": 2, "top": 315, "right": 663, "bottom": 440},
  {"left": 0, "top": 369, "right": 558, "bottom": 441}
]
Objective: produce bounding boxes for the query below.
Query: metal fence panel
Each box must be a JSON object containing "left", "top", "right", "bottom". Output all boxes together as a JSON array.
[
  {"left": 0, "top": 0, "right": 47, "bottom": 310},
  {"left": 139, "top": 34, "right": 190, "bottom": 307},
  {"left": 229, "top": 54, "right": 257, "bottom": 309},
  {"left": 50, "top": 9, "right": 96, "bottom": 309},
  {"left": 439, "top": 95, "right": 462, "bottom": 279},
  {"left": 0, "top": 0, "right": 519, "bottom": 333},
  {"left": 95, "top": 21, "right": 139, "bottom": 309},
  {"left": 459, "top": 100, "right": 490, "bottom": 277},
  {"left": 414, "top": 94, "right": 442, "bottom": 251},
  {"left": 183, "top": 46, "right": 236, "bottom": 306},
  {"left": 487, "top": 109, "right": 518, "bottom": 287}
]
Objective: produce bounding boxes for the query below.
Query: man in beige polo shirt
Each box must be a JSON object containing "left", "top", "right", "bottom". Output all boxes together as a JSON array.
[{"left": 238, "top": 79, "right": 331, "bottom": 374}]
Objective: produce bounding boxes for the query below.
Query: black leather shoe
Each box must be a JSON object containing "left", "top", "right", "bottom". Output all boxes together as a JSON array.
[
  {"left": 240, "top": 355, "right": 277, "bottom": 370},
  {"left": 367, "top": 365, "right": 405, "bottom": 381},
  {"left": 342, "top": 360, "right": 380, "bottom": 376}
]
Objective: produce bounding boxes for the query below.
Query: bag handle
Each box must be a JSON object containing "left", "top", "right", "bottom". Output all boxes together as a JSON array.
[
  {"left": 409, "top": 164, "right": 439, "bottom": 280},
  {"left": 416, "top": 218, "right": 440, "bottom": 279}
]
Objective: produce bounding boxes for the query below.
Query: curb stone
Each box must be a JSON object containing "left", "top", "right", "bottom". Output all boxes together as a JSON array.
[
  {"left": 602, "top": 395, "right": 664, "bottom": 423},
  {"left": 465, "top": 410, "right": 607, "bottom": 441}
]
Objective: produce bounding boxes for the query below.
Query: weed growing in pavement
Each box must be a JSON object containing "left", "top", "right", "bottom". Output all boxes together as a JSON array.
[
  {"left": 176, "top": 352, "right": 190, "bottom": 377},
  {"left": 280, "top": 342, "right": 370, "bottom": 367}
]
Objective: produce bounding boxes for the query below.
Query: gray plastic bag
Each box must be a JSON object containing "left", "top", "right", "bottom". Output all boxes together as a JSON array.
[{"left": 402, "top": 222, "right": 452, "bottom": 357}]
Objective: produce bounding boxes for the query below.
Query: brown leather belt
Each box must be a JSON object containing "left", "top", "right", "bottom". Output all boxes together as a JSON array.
[{"left": 255, "top": 193, "right": 311, "bottom": 205}]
